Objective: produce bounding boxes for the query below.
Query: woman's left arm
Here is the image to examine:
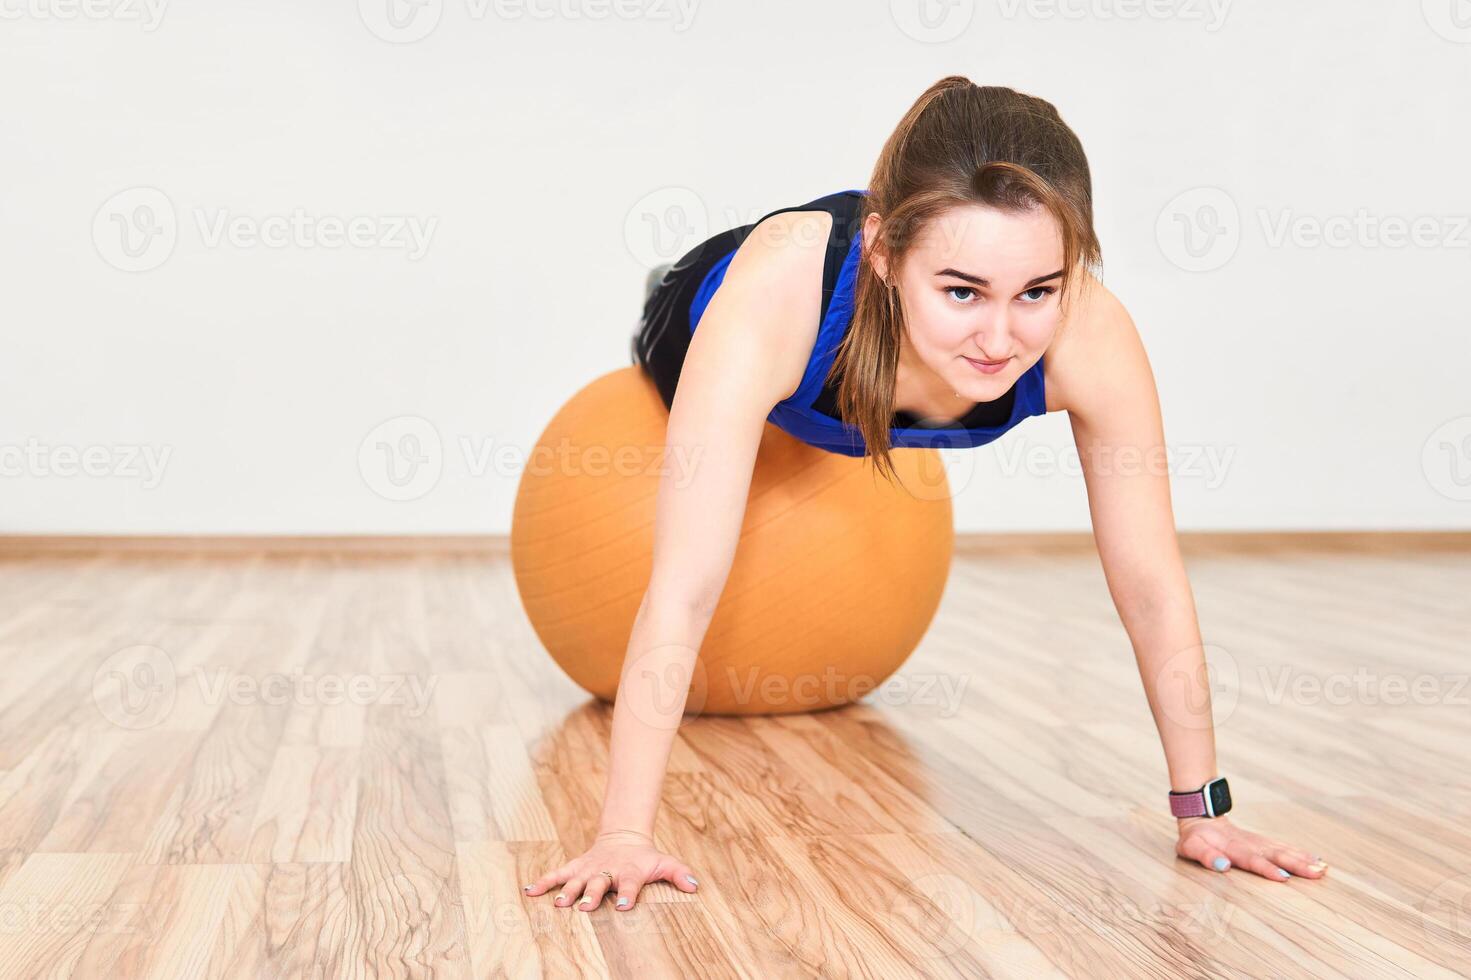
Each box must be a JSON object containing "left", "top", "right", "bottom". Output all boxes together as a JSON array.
[{"left": 1055, "top": 283, "right": 1328, "bottom": 882}]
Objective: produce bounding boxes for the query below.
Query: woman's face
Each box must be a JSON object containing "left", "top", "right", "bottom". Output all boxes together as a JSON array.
[{"left": 867, "top": 203, "right": 1066, "bottom": 405}]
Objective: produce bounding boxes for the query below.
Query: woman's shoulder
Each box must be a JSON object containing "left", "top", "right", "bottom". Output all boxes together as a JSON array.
[
  {"left": 739, "top": 208, "right": 837, "bottom": 272},
  {"left": 706, "top": 208, "right": 836, "bottom": 404},
  {"left": 1041, "top": 270, "right": 1137, "bottom": 415}
]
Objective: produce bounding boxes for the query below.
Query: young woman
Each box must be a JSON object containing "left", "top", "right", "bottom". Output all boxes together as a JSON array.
[{"left": 523, "top": 76, "right": 1328, "bottom": 913}]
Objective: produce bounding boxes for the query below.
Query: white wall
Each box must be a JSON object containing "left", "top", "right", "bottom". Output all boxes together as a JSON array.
[{"left": 2, "top": 0, "right": 1468, "bottom": 533}]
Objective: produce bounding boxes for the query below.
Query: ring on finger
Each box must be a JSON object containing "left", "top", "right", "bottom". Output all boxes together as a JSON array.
[{"left": 578, "top": 872, "right": 614, "bottom": 907}]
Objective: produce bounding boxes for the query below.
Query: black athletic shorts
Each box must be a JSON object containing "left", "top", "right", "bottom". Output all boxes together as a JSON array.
[{"left": 630, "top": 225, "right": 746, "bottom": 412}]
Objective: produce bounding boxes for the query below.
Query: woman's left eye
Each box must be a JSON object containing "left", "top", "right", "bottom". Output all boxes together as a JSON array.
[{"left": 946, "top": 285, "right": 1055, "bottom": 304}]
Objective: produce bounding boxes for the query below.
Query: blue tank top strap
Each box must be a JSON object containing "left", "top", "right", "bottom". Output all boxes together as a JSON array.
[{"left": 786, "top": 224, "right": 863, "bottom": 412}]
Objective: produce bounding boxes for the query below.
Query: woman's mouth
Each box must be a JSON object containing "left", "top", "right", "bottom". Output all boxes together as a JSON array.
[{"left": 964, "top": 355, "right": 1011, "bottom": 375}]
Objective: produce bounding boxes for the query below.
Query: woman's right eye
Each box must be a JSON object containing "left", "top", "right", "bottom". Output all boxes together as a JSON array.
[{"left": 945, "top": 286, "right": 978, "bottom": 304}]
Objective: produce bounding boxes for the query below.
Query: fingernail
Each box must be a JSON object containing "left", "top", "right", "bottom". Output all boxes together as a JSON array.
[
  {"left": 685, "top": 875, "right": 698, "bottom": 886},
  {"left": 579, "top": 897, "right": 593, "bottom": 906},
  {"left": 1278, "top": 869, "right": 1291, "bottom": 878},
  {"left": 1308, "top": 860, "right": 1327, "bottom": 872},
  {"left": 617, "top": 897, "right": 630, "bottom": 907},
  {"left": 554, "top": 893, "right": 565, "bottom": 903},
  {"left": 523, "top": 884, "right": 532, "bottom": 892},
  {"left": 1212, "top": 857, "right": 1230, "bottom": 872}
]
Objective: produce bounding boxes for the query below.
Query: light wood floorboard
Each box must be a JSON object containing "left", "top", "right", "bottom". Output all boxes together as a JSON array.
[{"left": 0, "top": 542, "right": 1466, "bottom": 978}]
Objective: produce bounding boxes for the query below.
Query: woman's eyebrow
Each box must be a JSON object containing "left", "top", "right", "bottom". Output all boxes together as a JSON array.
[{"left": 936, "top": 268, "right": 1065, "bottom": 289}]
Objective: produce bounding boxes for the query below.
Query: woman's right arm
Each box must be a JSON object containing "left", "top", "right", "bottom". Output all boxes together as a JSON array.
[{"left": 522, "top": 209, "right": 831, "bottom": 912}]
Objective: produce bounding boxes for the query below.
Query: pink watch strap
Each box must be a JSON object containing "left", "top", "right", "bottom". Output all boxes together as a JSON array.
[{"left": 1169, "top": 789, "right": 1208, "bottom": 818}]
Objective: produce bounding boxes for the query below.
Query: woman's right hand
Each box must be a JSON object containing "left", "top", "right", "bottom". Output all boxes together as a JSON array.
[{"left": 521, "top": 830, "right": 700, "bottom": 911}]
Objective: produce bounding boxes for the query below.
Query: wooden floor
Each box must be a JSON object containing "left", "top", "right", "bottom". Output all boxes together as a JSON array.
[{"left": 0, "top": 540, "right": 1467, "bottom": 979}]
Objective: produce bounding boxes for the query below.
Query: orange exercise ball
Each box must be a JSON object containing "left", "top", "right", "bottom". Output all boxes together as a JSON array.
[{"left": 510, "top": 366, "right": 954, "bottom": 715}]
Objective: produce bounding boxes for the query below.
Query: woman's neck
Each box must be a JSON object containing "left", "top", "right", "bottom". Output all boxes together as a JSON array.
[{"left": 893, "top": 333, "right": 977, "bottom": 423}]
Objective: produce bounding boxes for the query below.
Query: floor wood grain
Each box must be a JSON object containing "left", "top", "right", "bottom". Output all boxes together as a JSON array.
[{"left": 0, "top": 541, "right": 1466, "bottom": 978}]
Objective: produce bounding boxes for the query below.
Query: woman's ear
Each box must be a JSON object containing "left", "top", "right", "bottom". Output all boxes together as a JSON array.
[{"left": 862, "top": 211, "right": 889, "bottom": 283}]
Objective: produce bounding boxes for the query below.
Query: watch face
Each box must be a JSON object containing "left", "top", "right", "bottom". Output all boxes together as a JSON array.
[{"left": 1208, "top": 779, "right": 1232, "bottom": 815}]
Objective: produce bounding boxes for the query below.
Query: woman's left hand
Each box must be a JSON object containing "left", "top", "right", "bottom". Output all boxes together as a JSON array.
[{"left": 1175, "top": 816, "right": 1329, "bottom": 881}]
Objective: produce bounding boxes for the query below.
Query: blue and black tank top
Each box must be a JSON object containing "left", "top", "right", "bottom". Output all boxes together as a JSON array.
[{"left": 633, "top": 188, "right": 1047, "bottom": 457}]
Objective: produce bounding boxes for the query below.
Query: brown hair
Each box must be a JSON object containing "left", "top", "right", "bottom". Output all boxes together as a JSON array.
[{"left": 830, "top": 76, "right": 1103, "bottom": 485}]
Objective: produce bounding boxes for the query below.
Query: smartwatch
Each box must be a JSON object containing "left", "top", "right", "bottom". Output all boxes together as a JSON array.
[{"left": 1169, "top": 777, "right": 1232, "bottom": 818}]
